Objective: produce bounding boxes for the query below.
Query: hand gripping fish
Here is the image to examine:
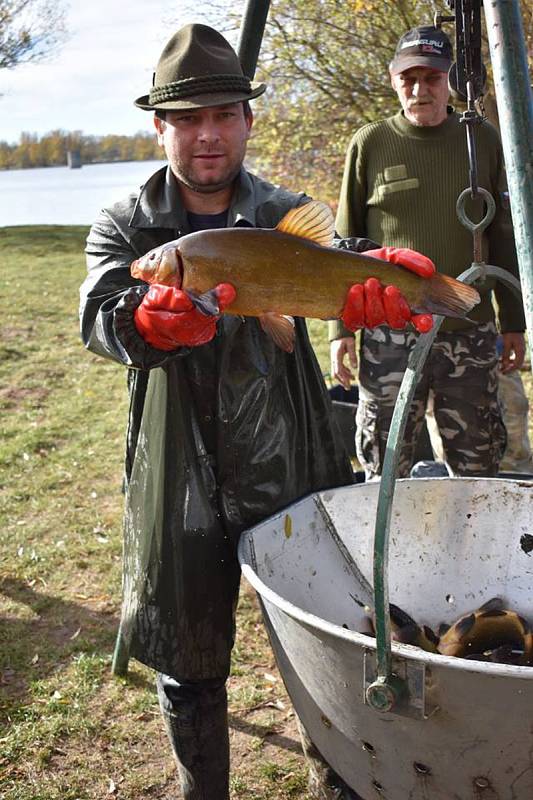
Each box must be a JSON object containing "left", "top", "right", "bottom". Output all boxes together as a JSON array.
[{"left": 131, "top": 200, "right": 480, "bottom": 347}]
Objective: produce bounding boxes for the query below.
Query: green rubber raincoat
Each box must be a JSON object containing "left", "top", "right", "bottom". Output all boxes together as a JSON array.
[{"left": 80, "top": 166, "right": 354, "bottom": 681}]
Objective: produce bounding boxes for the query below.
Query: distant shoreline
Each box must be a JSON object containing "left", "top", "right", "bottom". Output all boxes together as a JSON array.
[
  {"left": 0, "top": 130, "right": 162, "bottom": 171},
  {"left": 0, "top": 157, "right": 165, "bottom": 172}
]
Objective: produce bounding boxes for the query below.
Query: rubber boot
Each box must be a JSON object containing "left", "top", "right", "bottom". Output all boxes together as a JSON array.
[
  {"left": 297, "top": 717, "right": 365, "bottom": 800},
  {"left": 156, "top": 674, "right": 230, "bottom": 800}
]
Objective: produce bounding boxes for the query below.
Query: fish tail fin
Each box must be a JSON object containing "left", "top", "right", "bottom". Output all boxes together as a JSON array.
[{"left": 422, "top": 274, "right": 480, "bottom": 319}]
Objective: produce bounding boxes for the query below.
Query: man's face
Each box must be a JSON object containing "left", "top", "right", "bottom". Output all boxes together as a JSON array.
[
  {"left": 391, "top": 66, "right": 450, "bottom": 127},
  {"left": 154, "top": 102, "right": 253, "bottom": 194}
]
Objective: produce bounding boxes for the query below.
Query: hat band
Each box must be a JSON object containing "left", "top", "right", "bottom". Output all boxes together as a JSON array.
[{"left": 149, "top": 73, "right": 252, "bottom": 105}]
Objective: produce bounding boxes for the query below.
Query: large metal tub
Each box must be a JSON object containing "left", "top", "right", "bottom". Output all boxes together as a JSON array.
[{"left": 238, "top": 478, "right": 533, "bottom": 800}]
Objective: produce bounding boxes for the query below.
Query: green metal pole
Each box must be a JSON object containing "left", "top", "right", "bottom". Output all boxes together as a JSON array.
[
  {"left": 366, "top": 259, "right": 522, "bottom": 713},
  {"left": 365, "top": 311, "right": 445, "bottom": 713},
  {"left": 112, "top": 620, "right": 129, "bottom": 676},
  {"left": 236, "top": 0, "right": 271, "bottom": 79},
  {"left": 483, "top": 0, "right": 533, "bottom": 358}
]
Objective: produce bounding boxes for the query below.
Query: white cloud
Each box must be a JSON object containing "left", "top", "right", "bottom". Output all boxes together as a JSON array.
[{"left": 0, "top": 0, "right": 237, "bottom": 143}]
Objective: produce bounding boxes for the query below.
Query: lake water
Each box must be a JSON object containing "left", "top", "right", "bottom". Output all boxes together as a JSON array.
[{"left": 0, "top": 160, "right": 168, "bottom": 227}]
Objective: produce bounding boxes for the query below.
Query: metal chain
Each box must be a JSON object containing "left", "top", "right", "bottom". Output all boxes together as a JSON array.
[
  {"left": 446, "top": 0, "right": 493, "bottom": 264},
  {"left": 458, "top": 0, "right": 485, "bottom": 199}
]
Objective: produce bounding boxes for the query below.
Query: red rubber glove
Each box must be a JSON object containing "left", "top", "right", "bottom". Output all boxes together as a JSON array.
[
  {"left": 342, "top": 247, "right": 436, "bottom": 333},
  {"left": 134, "top": 283, "right": 236, "bottom": 350}
]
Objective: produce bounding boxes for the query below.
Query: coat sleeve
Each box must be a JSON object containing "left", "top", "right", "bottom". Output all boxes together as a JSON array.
[
  {"left": 80, "top": 210, "right": 189, "bottom": 369},
  {"left": 486, "top": 129, "right": 526, "bottom": 333},
  {"left": 329, "top": 132, "right": 371, "bottom": 341},
  {"left": 335, "top": 132, "right": 368, "bottom": 240}
]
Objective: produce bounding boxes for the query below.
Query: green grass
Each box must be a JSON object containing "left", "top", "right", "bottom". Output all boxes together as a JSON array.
[
  {"left": 1, "top": 225, "right": 531, "bottom": 799},
  {"left": 0, "top": 227, "right": 168, "bottom": 797},
  {"left": 0, "top": 225, "right": 312, "bottom": 799}
]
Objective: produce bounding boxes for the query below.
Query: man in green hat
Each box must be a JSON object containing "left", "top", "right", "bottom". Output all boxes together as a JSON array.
[{"left": 80, "top": 23, "right": 434, "bottom": 800}]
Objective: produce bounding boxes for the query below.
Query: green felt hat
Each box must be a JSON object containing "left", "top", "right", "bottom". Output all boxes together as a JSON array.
[{"left": 134, "top": 24, "right": 266, "bottom": 111}]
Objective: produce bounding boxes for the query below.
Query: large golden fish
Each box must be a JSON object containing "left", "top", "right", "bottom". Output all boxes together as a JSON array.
[
  {"left": 437, "top": 597, "right": 533, "bottom": 665},
  {"left": 359, "top": 598, "right": 533, "bottom": 666},
  {"left": 131, "top": 200, "right": 479, "bottom": 322}
]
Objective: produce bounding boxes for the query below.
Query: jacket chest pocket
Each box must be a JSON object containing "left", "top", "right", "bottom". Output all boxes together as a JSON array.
[{"left": 377, "top": 164, "right": 420, "bottom": 198}]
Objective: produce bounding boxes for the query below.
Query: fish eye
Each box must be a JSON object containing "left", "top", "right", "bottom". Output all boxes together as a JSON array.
[{"left": 149, "top": 252, "right": 156, "bottom": 260}]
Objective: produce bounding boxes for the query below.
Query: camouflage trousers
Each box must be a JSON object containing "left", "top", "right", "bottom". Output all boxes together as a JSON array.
[
  {"left": 498, "top": 370, "right": 533, "bottom": 473},
  {"left": 356, "top": 322, "right": 506, "bottom": 479}
]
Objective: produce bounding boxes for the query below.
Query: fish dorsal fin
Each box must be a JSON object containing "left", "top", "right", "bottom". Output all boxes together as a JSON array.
[
  {"left": 477, "top": 596, "right": 504, "bottom": 615},
  {"left": 454, "top": 613, "right": 476, "bottom": 638},
  {"left": 275, "top": 200, "right": 335, "bottom": 247},
  {"left": 424, "top": 625, "right": 440, "bottom": 646},
  {"left": 389, "top": 603, "right": 417, "bottom": 630}
]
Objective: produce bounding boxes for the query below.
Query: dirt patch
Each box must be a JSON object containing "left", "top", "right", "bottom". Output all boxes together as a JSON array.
[{"left": 0, "top": 385, "right": 51, "bottom": 409}]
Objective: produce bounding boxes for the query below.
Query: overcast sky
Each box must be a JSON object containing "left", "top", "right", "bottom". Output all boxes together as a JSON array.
[{"left": 0, "top": 0, "right": 239, "bottom": 144}]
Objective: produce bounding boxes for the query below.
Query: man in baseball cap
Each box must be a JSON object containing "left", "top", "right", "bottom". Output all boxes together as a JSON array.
[
  {"left": 389, "top": 24, "right": 453, "bottom": 75},
  {"left": 389, "top": 25, "right": 453, "bottom": 127},
  {"left": 331, "top": 22, "right": 525, "bottom": 485}
]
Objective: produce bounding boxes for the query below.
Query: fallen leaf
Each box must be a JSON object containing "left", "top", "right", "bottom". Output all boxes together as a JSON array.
[{"left": 266, "top": 699, "right": 285, "bottom": 711}]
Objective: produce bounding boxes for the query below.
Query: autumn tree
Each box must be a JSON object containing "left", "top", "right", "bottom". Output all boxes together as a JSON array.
[
  {"left": 0, "top": 0, "right": 66, "bottom": 70},
  {"left": 241, "top": 0, "right": 532, "bottom": 202},
  {"left": 245, "top": 0, "right": 449, "bottom": 200},
  {"left": 0, "top": 130, "right": 162, "bottom": 169}
]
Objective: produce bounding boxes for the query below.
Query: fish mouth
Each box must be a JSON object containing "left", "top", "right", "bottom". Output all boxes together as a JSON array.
[{"left": 130, "top": 257, "right": 144, "bottom": 282}]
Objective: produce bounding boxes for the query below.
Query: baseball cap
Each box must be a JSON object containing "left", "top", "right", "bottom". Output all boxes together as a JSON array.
[{"left": 390, "top": 25, "right": 453, "bottom": 75}]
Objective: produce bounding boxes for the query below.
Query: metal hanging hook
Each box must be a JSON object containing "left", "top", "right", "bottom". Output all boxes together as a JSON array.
[{"left": 456, "top": 186, "right": 496, "bottom": 265}]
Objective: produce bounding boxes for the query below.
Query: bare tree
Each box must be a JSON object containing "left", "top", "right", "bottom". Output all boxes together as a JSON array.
[{"left": 0, "top": 0, "right": 66, "bottom": 70}]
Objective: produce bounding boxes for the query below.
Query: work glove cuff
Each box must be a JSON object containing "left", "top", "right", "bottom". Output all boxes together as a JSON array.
[{"left": 114, "top": 286, "right": 191, "bottom": 368}]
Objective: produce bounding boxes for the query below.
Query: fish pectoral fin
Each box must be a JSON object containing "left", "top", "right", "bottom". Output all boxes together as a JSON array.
[
  {"left": 259, "top": 313, "right": 296, "bottom": 353},
  {"left": 275, "top": 200, "right": 335, "bottom": 247}
]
